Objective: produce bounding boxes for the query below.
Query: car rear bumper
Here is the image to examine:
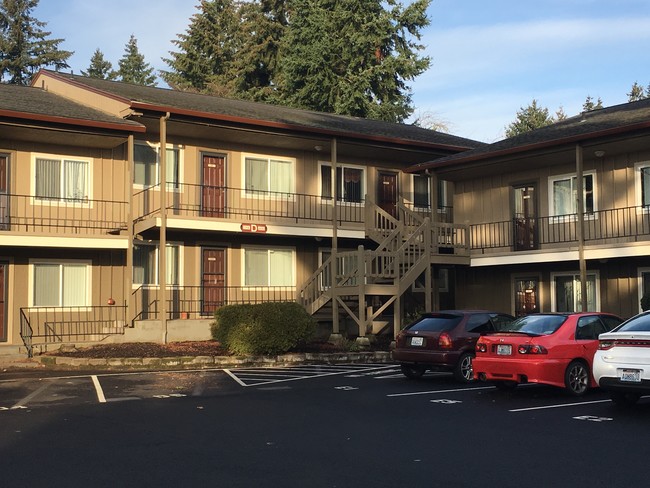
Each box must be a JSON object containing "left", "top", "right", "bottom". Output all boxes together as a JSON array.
[
  {"left": 473, "top": 356, "right": 567, "bottom": 388},
  {"left": 392, "top": 349, "right": 461, "bottom": 369},
  {"left": 598, "top": 376, "right": 650, "bottom": 393}
]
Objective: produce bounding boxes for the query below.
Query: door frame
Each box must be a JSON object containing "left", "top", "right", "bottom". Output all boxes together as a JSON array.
[
  {"left": 377, "top": 171, "right": 399, "bottom": 217},
  {"left": 201, "top": 246, "right": 227, "bottom": 316},
  {"left": 512, "top": 182, "right": 539, "bottom": 251},
  {"left": 200, "top": 152, "right": 227, "bottom": 217}
]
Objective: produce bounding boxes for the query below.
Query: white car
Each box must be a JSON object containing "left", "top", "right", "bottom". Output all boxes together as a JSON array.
[{"left": 593, "top": 311, "right": 650, "bottom": 406}]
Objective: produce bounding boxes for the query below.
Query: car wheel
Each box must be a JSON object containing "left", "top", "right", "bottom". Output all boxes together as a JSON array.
[
  {"left": 453, "top": 352, "right": 475, "bottom": 383},
  {"left": 400, "top": 364, "right": 426, "bottom": 379},
  {"left": 564, "top": 360, "right": 589, "bottom": 396},
  {"left": 494, "top": 381, "right": 517, "bottom": 391},
  {"left": 609, "top": 391, "right": 641, "bottom": 407}
]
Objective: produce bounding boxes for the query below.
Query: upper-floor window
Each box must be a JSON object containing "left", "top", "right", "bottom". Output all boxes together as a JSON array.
[
  {"left": 412, "top": 175, "right": 448, "bottom": 210},
  {"left": 320, "top": 163, "right": 365, "bottom": 203},
  {"left": 244, "top": 155, "right": 293, "bottom": 195},
  {"left": 634, "top": 163, "right": 650, "bottom": 207},
  {"left": 243, "top": 246, "right": 294, "bottom": 286},
  {"left": 133, "top": 242, "right": 180, "bottom": 286},
  {"left": 134, "top": 142, "right": 181, "bottom": 189},
  {"left": 32, "top": 261, "right": 89, "bottom": 307},
  {"left": 549, "top": 173, "right": 595, "bottom": 216},
  {"left": 34, "top": 156, "right": 89, "bottom": 202}
]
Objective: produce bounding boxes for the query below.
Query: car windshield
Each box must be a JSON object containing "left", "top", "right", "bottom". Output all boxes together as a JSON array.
[
  {"left": 501, "top": 315, "right": 567, "bottom": 336},
  {"left": 407, "top": 314, "right": 463, "bottom": 333},
  {"left": 616, "top": 313, "right": 650, "bottom": 332}
]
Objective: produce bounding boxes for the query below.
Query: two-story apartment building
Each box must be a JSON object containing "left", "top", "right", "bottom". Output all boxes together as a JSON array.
[
  {"left": 0, "top": 70, "right": 480, "bottom": 356},
  {"left": 409, "top": 99, "right": 650, "bottom": 320}
]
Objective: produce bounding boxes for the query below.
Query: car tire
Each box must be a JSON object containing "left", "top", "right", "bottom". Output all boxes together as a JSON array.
[
  {"left": 453, "top": 352, "right": 475, "bottom": 383},
  {"left": 494, "top": 381, "right": 517, "bottom": 391},
  {"left": 400, "top": 364, "right": 426, "bottom": 379},
  {"left": 609, "top": 391, "right": 641, "bottom": 407},
  {"left": 564, "top": 360, "right": 589, "bottom": 396}
]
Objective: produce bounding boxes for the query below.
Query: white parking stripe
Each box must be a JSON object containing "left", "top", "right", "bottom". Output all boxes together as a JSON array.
[
  {"left": 387, "top": 386, "right": 495, "bottom": 397},
  {"left": 509, "top": 399, "right": 612, "bottom": 412},
  {"left": 12, "top": 383, "right": 50, "bottom": 408},
  {"left": 91, "top": 375, "right": 107, "bottom": 403},
  {"left": 223, "top": 369, "right": 247, "bottom": 386}
]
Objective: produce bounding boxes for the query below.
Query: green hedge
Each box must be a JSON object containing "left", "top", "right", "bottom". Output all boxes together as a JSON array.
[{"left": 211, "top": 302, "right": 316, "bottom": 355}]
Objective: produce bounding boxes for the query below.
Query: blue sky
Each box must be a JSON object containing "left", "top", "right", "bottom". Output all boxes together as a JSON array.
[{"left": 35, "top": 0, "right": 650, "bottom": 142}]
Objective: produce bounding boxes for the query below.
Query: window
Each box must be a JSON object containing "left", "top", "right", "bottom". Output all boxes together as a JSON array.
[
  {"left": 244, "top": 156, "right": 293, "bottom": 194},
  {"left": 549, "top": 173, "right": 595, "bottom": 216},
  {"left": 413, "top": 175, "right": 429, "bottom": 208},
  {"left": 134, "top": 143, "right": 180, "bottom": 188},
  {"left": 553, "top": 272, "right": 598, "bottom": 312},
  {"left": 320, "top": 164, "right": 364, "bottom": 203},
  {"left": 32, "top": 262, "right": 89, "bottom": 306},
  {"left": 638, "top": 268, "right": 650, "bottom": 313},
  {"left": 133, "top": 243, "right": 180, "bottom": 286},
  {"left": 244, "top": 247, "right": 294, "bottom": 286},
  {"left": 634, "top": 163, "right": 650, "bottom": 208},
  {"left": 34, "top": 157, "right": 89, "bottom": 201}
]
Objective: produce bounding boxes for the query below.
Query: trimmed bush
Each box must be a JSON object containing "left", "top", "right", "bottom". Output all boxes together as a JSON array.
[{"left": 211, "top": 302, "right": 316, "bottom": 355}]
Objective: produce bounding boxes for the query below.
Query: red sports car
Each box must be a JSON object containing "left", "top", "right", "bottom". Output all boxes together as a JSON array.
[{"left": 473, "top": 312, "right": 623, "bottom": 396}]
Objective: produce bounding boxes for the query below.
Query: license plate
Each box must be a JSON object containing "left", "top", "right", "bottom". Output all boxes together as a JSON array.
[
  {"left": 620, "top": 369, "right": 641, "bottom": 383},
  {"left": 497, "top": 344, "right": 512, "bottom": 356},
  {"left": 410, "top": 337, "right": 424, "bottom": 347}
]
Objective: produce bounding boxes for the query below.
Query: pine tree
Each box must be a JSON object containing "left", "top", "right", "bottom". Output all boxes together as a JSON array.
[
  {"left": 81, "top": 48, "right": 116, "bottom": 80},
  {"left": 505, "top": 99, "right": 554, "bottom": 138},
  {"left": 161, "top": 0, "right": 242, "bottom": 92},
  {"left": 0, "top": 0, "right": 72, "bottom": 84},
  {"left": 628, "top": 81, "right": 646, "bottom": 102},
  {"left": 117, "top": 34, "right": 157, "bottom": 86},
  {"left": 554, "top": 106, "right": 568, "bottom": 121},
  {"left": 582, "top": 95, "right": 603, "bottom": 112},
  {"left": 276, "top": 0, "right": 430, "bottom": 123}
]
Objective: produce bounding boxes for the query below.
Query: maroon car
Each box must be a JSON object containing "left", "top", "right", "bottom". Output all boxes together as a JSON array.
[{"left": 392, "top": 311, "right": 515, "bottom": 382}]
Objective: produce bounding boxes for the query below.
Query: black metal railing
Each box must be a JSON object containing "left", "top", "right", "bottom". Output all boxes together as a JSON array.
[
  {"left": 470, "top": 206, "right": 650, "bottom": 252},
  {"left": 19, "top": 305, "right": 127, "bottom": 357},
  {"left": 132, "top": 285, "right": 297, "bottom": 321}
]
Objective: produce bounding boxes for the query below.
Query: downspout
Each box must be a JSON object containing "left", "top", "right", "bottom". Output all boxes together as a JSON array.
[
  {"left": 160, "top": 112, "right": 170, "bottom": 342},
  {"left": 126, "top": 135, "right": 134, "bottom": 327},
  {"left": 329, "top": 137, "right": 342, "bottom": 343},
  {"left": 575, "top": 144, "right": 588, "bottom": 312}
]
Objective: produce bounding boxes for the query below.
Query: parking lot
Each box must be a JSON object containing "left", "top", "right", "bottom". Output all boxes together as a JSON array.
[{"left": 1, "top": 364, "right": 649, "bottom": 487}]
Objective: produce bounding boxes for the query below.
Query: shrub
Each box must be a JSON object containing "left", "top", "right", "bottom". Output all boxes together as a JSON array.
[{"left": 211, "top": 302, "right": 316, "bottom": 355}]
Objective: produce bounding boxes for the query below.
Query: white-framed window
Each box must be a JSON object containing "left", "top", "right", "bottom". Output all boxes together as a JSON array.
[
  {"left": 31, "top": 260, "right": 90, "bottom": 307},
  {"left": 134, "top": 142, "right": 181, "bottom": 189},
  {"left": 638, "top": 267, "right": 650, "bottom": 313},
  {"left": 133, "top": 242, "right": 181, "bottom": 286},
  {"left": 32, "top": 154, "right": 90, "bottom": 202},
  {"left": 411, "top": 175, "right": 448, "bottom": 211},
  {"left": 549, "top": 172, "right": 595, "bottom": 217},
  {"left": 243, "top": 154, "right": 293, "bottom": 195},
  {"left": 319, "top": 162, "right": 365, "bottom": 203},
  {"left": 243, "top": 246, "right": 295, "bottom": 286},
  {"left": 634, "top": 162, "right": 650, "bottom": 208},
  {"left": 551, "top": 271, "right": 599, "bottom": 312}
]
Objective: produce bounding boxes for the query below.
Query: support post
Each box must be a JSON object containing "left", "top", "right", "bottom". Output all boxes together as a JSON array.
[
  {"left": 126, "top": 135, "right": 134, "bottom": 326},
  {"left": 576, "top": 144, "right": 588, "bottom": 312},
  {"left": 160, "top": 113, "right": 170, "bottom": 342},
  {"left": 329, "top": 137, "right": 343, "bottom": 343}
]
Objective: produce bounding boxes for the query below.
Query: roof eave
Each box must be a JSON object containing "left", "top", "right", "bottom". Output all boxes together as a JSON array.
[{"left": 0, "top": 109, "right": 145, "bottom": 133}]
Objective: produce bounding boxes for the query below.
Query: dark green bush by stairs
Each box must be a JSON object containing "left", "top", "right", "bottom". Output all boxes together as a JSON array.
[{"left": 211, "top": 302, "right": 317, "bottom": 355}]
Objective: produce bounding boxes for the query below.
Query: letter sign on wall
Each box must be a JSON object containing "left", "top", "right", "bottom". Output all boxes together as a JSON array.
[{"left": 240, "top": 223, "right": 268, "bottom": 233}]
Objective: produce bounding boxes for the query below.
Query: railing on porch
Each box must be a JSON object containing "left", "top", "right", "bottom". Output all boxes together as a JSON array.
[
  {"left": 470, "top": 205, "right": 650, "bottom": 252},
  {"left": 132, "top": 285, "right": 297, "bottom": 321},
  {"left": 133, "top": 183, "right": 365, "bottom": 226},
  {"left": 0, "top": 193, "right": 128, "bottom": 234},
  {"left": 19, "top": 305, "right": 127, "bottom": 358}
]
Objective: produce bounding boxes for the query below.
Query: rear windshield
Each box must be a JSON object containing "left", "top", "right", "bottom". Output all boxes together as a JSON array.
[
  {"left": 407, "top": 314, "right": 463, "bottom": 333},
  {"left": 616, "top": 313, "right": 650, "bottom": 332},
  {"left": 502, "top": 315, "right": 567, "bottom": 336}
]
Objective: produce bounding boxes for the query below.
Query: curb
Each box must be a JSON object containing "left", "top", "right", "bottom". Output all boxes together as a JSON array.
[{"left": 16, "top": 351, "right": 394, "bottom": 371}]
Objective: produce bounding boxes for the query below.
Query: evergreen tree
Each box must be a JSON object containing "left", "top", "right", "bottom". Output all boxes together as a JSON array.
[
  {"left": 117, "top": 34, "right": 157, "bottom": 86},
  {"left": 628, "top": 81, "right": 646, "bottom": 102},
  {"left": 582, "top": 95, "right": 603, "bottom": 112},
  {"left": 554, "top": 106, "right": 568, "bottom": 121},
  {"left": 81, "top": 48, "right": 116, "bottom": 80},
  {"left": 0, "top": 0, "right": 72, "bottom": 84},
  {"left": 276, "top": 0, "right": 430, "bottom": 122},
  {"left": 505, "top": 99, "right": 554, "bottom": 138},
  {"left": 161, "top": 0, "right": 242, "bottom": 92}
]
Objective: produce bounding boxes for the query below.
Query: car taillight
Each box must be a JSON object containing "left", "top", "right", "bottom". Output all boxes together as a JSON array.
[
  {"left": 598, "top": 340, "right": 614, "bottom": 350},
  {"left": 476, "top": 342, "right": 487, "bottom": 353},
  {"left": 439, "top": 332, "right": 453, "bottom": 349},
  {"left": 517, "top": 344, "right": 547, "bottom": 354}
]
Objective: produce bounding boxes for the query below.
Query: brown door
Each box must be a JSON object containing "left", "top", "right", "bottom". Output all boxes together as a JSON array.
[
  {"left": 377, "top": 172, "right": 398, "bottom": 217},
  {"left": 514, "top": 277, "right": 539, "bottom": 317},
  {"left": 201, "top": 155, "right": 226, "bottom": 217},
  {"left": 202, "top": 248, "right": 226, "bottom": 315},
  {"left": 0, "top": 155, "right": 8, "bottom": 230},
  {"left": 0, "top": 263, "right": 6, "bottom": 341},
  {"left": 513, "top": 184, "right": 538, "bottom": 250}
]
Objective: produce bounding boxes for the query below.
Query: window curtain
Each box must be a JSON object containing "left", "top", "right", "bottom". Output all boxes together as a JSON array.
[
  {"left": 133, "top": 245, "right": 156, "bottom": 285},
  {"left": 270, "top": 159, "right": 292, "bottom": 194},
  {"left": 414, "top": 175, "right": 430, "bottom": 208},
  {"left": 62, "top": 264, "right": 87, "bottom": 306},
  {"left": 35, "top": 158, "right": 61, "bottom": 199},
  {"left": 166, "top": 245, "right": 179, "bottom": 285},
  {"left": 34, "top": 264, "right": 60, "bottom": 306},
  {"left": 643, "top": 168, "right": 650, "bottom": 206},
  {"left": 553, "top": 179, "right": 573, "bottom": 215},
  {"left": 245, "top": 249, "right": 267, "bottom": 285},
  {"left": 165, "top": 148, "right": 180, "bottom": 189},
  {"left": 245, "top": 158, "right": 268, "bottom": 193},
  {"left": 343, "top": 168, "right": 362, "bottom": 202},
  {"left": 321, "top": 166, "right": 332, "bottom": 199},
  {"left": 269, "top": 250, "right": 292, "bottom": 286},
  {"left": 134, "top": 144, "right": 158, "bottom": 186},
  {"left": 64, "top": 160, "right": 87, "bottom": 200}
]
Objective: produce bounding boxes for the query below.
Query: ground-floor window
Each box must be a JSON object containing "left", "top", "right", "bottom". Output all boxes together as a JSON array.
[
  {"left": 638, "top": 268, "right": 650, "bottom": 312},
  {"left": 514, "top": 277, "right": 540, "bottom": 317},
  {"left": 552, "top": 272, "right": 598, "bottom": 312},
  {"left": 32, "top": 261, "right": 89, "bottom": 307},
  {"left": 244, "top": 247, "right": 294, "bottom": 286},
  {"left": 133, "top": 243, "right": 180, "bottom": 286}
]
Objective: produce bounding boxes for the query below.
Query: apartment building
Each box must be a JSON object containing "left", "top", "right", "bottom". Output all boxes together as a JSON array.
[
  {"left": 0, "top": 70, "right": 480, "bottom": 356},
  {"left": 409, "top": 99, "right": 650, "bottom": 320}
]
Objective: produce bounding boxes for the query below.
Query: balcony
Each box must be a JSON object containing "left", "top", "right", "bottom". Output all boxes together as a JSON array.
[
  {"left": 470, "top": 205, "right": 650, "bottom": 253},
  {"left": 0, "top": 193, "right": 128, "bottom": 235}
]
